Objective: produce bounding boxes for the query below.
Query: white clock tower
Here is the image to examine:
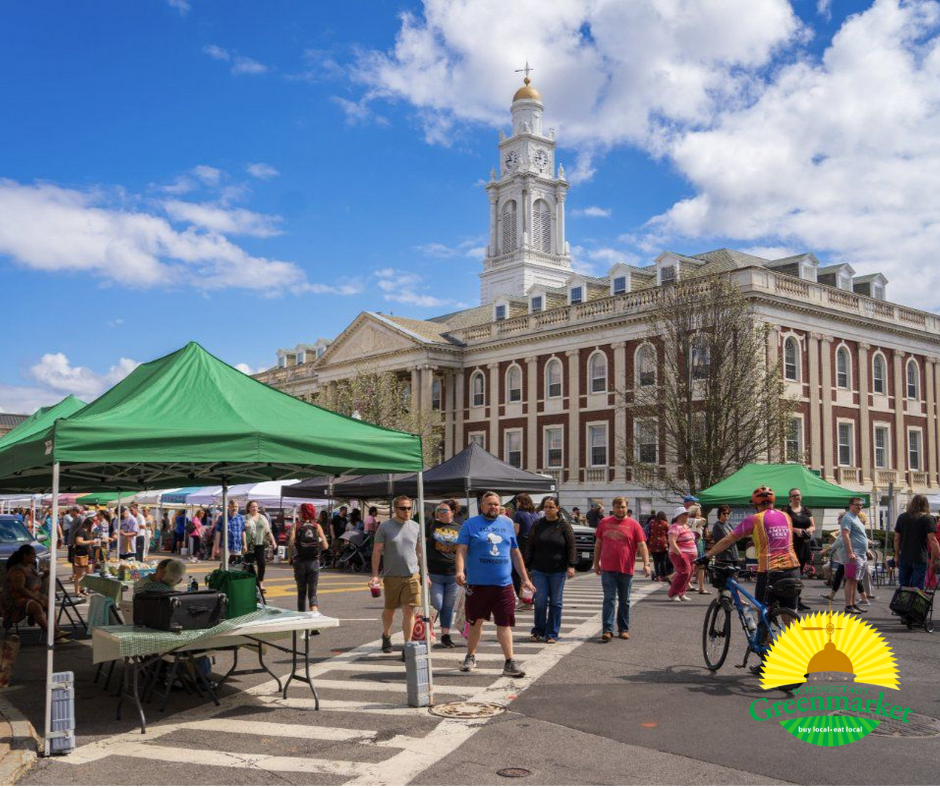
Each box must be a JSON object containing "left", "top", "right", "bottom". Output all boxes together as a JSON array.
[{"left": 480, "top": 74, "right": 571, "bottom": 304}]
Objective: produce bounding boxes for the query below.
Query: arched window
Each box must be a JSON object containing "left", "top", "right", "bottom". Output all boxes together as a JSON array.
[
  {"left": 501, "top": 200, "right": 517, "bottom": 253},
  {"left": 872, "top": 352, "right": 887, "bottom": 395},
  {"left": 783, "top": 337, "right": 800, "bottom": 382},
  {"left": 836, "top": 346, "right": 851, "bottom": 389},
  {"left": 588, "top": 351, "right": 607, "bottom": 394},
  {"left": 470, "top": 371, "right": 486, "bottom": 408},
  {"left": 506, "top": 364, "right": 522, "bottom": 403},
  {"left": 636, "top": 345, "right": 656, "bottom": 387},
  {"left": 906, "top": 358, "right": 920, "bottom": 400},
  {"left": 532, "top": 198, "right": 552, "bottom": 253},
  {"left": 545, "top": 358, "right": 562, "bottom": 399},
  {"left": 431, "top": 378, "right": 442, "bottom": 411}
]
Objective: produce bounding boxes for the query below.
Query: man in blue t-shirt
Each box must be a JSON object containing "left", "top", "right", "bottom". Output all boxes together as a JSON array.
[{"left": 456, "top": 491, "right": 535, "bottom": 678}]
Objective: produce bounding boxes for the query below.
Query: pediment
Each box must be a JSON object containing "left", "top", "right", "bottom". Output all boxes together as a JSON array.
[{"left": 318, "top": 315, "right": 422, "bottom": 366}]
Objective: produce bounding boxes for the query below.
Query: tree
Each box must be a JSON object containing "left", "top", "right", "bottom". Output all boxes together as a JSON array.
[
  {"left": 620, "top": 274, "right": 797, "bottom": 496},
  {"left": 316, "top": 369, "right": 443, "bottom": 466}
]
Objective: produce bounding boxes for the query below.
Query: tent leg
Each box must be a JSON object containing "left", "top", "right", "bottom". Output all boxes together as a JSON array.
[
  {"left": 222, "top": 483, "right": 229, "bottom": 571},
  {"left": 43, "top": 462, "right": 60, "bottom": 756},
  {"left": 31, "top": 496, "right": 37, "bottom": 537},
  {"left": 416, "top": 471, "right": 433, "bottom": 705},
  {"left": 116, "top": 491, "right": 122, "bottom": 561}
]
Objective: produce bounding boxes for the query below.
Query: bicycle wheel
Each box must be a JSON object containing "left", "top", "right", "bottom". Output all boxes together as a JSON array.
[
  {"left": 764, "top": 608, "right": 803, "bottom": 691},
  {"left": 702, "top": 598, "right": 732, "bottom": 671}
]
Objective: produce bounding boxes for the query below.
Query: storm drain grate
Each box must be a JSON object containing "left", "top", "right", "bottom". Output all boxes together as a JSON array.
[
  {"left": 496, "top": 768, "right": 532, "bottom": 778},
  {"left": 827, "top": 711, "right": 940, "bottom": 738},
  {"left": 429, "top": 701, "right": 506, "bottom": 719}
]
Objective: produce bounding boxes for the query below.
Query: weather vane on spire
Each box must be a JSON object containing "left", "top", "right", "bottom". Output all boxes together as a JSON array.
[{"left": 515, "top": 61, "right": 534, "bottom": 82}]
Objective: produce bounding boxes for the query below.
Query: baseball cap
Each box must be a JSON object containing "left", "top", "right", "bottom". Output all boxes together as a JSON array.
[{"left": 683, "top": 495, "right": 699, "bottom": 504}]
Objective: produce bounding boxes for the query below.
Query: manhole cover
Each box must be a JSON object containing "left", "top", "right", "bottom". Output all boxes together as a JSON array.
[
  {"left": 430, "top": 701, "right": 506, "bottom": 719},
  {"left": 827, "top": 711, "right": 940, "bottom": 738},
  {"left": 496, "top": 768, "right": 532, "bottom": 778}
]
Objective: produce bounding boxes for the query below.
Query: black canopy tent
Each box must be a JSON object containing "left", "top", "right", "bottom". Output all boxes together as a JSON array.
[{"left": 284, "top": 444, "right": 557, "bottom": 504}]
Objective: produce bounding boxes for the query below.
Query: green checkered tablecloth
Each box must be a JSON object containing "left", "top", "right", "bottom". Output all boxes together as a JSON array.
[
  {"left": 80, "top": 574, "right": 133, "bottom": 601},
  {"left": 91, "top": 606, "right": 338, "bottom": 664}
]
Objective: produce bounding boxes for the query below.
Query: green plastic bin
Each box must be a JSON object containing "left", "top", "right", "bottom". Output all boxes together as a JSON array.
[{"left": 206, "top": 569, "right": 258, "bottom": 619}]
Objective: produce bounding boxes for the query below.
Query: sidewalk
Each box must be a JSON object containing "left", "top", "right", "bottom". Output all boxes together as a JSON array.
[{"left": 0, "top": 692, "right": 40, "bottom": 785}]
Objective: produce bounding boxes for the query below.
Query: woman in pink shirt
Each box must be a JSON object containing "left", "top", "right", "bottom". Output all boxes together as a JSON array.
[
  {"left": 667, "top": 507, "right": 697, "bottom": 601},
  {"left": 188, "top": 509, "right": 204, "bottom": 562}
]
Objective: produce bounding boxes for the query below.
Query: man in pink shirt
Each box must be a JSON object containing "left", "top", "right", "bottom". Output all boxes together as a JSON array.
[{"left": 592, "top": 496, "right": 651, "bottom": 642}]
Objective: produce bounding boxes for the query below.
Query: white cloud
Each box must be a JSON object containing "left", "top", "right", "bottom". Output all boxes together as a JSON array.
[
  {"left": 0, "top": 178, "right": 350, "bottom": 295},
  {"left": 246, "top": 163, "right": 280, "bottom": 180},
  {"left": 373, "top": 268, "right": 462, "bottom": 308},
  {"left": 0, "top": 384, "right": 61, "bottom": 416},
  {"left": 234, "top": 363, "right": 255, "bottom": 375},
  {"left": 352, "top": 0, "right": 802, "bottom": 153},
  {"left": 167, "top": 0, "right": 191, "bottom": 15},
  {"left": 203, "top": 45, "right": 268, "bottom": 75},
  {"left": 192, "top": 165, "right": 222, "bottom": 186},
  {"left": 571, "top": 206, "right": 612, "bottom": 218},
  {"left": 332, "top": 97, "right": 389, "bottom": 126},
  {"left": 649, "top": 0, "right": 940, "bottom": 309},
  {"left": 415, "top": 238, "right": 484, "bottom": 258},
  {"left": 29, "top": 353, "right": 139, "bottom": 400},
  {"left": 162, "top": 200, "right": 283, "bottom": 238}
]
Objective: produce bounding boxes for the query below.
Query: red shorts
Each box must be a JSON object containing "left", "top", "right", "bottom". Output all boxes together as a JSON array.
[{"left": 465, "top": 584, "right": 516, "bottom": 628}]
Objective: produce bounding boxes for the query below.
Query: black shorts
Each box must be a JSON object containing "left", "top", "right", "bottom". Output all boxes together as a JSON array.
[{"left": 755, "top": 568, "right": 800, "bottom": 611}]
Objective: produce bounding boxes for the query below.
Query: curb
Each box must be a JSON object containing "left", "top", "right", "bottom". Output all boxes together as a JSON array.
[{"left": 0, "top": 693, "right": 40, "bottom": 786}]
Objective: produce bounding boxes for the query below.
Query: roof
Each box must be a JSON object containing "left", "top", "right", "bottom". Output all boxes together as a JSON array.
[
  {"left": 697, "top": 463, "right": 870, "bottom": 508},
  {"left": 370, "top": 313, "right": 461, "bottom": 346},
  {"left": 0, "top": 414, "right": 28, "bottom": 430}
]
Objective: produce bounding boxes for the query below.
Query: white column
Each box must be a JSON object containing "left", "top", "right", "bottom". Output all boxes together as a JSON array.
[
  {"left": 566, "top": 349, "right": 580, "bottom": 483},
  {"left": 488, "top": 191, "right": 498, "bottom": 256},
  {"left": 454, "top": 370, "right": 465, "bottom": 450},
  {"left": 525, "top": 356, "right": 538, "bottom": 471},
  {"left": 859, "top": 343, "right": 872, "bottom": 485},
  {"left": 766, "top": 325, "right": 780, "bottom": 462},
  {"left": 926, "top": 358, "right": 939, "bottom": 487},
  {"left": 612, "top": 342, "right": 627, "bottom": 482},
  {"left": 932, "top": 360, "right": 940, "bottom": 487},
  {"left": 444, "top": 370, "right": 455, "bottom": 459},
  {"left": 421, "top": 365, "right": 434, "bottom": 414},
  {"left": 488, "top": 363, "right": 500, "bottom": 456},
  {"left": 555, "top": 189, "right": 566, "bottom": 256},
  {"left": 893, "top": 351, "right": 906, "bottom": 487},
  {"left": 820, "top": 335, "right": 834, "bottom": 478},
  {"left": 410, "top": 367, "right": 420, "bottom": 413},
  {"left": 808, "top": 333, "right": 823, "bottom": 470}
]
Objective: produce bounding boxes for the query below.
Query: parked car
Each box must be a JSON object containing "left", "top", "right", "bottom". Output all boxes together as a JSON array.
[{"left": 0, "top": 514, "right": 51, "bottom": 566}]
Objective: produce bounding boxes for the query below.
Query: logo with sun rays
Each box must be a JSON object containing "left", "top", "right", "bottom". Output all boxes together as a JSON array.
[{"left": 748, "top": 611, "right": 908, "bottom": 746}]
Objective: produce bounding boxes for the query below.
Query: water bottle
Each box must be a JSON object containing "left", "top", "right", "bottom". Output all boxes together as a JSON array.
[
  {"left": 743, "top": 608, "right": 757, "bottom": 633},
  {"left": 189, "top": 576, "right": 198, "bottom": 592}
]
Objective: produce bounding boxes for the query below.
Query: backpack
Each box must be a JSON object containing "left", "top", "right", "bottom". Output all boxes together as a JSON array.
[{"left": 296, "top": 522, "right": 321, "bottom": 560}]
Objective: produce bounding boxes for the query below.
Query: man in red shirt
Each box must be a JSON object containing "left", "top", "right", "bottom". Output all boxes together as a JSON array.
[{"left": 593, "top": 496, "right": 650, "bottom": 642}]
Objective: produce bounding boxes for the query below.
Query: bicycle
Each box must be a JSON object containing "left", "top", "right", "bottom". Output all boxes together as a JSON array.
[{"left": 698, "top": 559, "right": 802, "bottom": 681}]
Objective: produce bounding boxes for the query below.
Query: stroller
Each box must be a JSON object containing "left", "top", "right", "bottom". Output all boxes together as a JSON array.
[{"left": 335, "top": 530, "right": 373, "bottom": 573}]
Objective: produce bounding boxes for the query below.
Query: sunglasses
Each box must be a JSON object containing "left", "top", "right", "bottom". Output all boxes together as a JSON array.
[{"left": 395, "top": 506, "right": 412, "bottom": 511}]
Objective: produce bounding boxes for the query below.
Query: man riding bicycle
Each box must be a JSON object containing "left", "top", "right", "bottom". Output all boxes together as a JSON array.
[{"left": 701, "top": 486, "right": 801, "bottom": 670}]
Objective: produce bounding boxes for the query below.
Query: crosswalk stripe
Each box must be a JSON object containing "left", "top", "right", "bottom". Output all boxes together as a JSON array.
[{"left": 310, "top": 678, "right": 481, "bottom": 695}]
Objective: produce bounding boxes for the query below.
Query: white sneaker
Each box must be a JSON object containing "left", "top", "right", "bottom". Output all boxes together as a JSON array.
[
  {"left": 673, "top": 596, "right": 683, "bottom": 603},
  {"left": 679, "top": 595, "right": 691, "bottom": 602}
]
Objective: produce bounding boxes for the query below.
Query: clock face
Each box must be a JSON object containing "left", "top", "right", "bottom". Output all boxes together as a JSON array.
[
  {"left": 533, "top": 149, "right": 549, "bottom": 171},
  {"left": 504, "top": 150, "right": 519, "bottom": 171}
]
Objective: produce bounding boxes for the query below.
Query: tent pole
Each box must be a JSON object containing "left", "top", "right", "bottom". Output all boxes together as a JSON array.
[
  {"left": 116, "top": 490, "right": 122, "bottom": 561},
  {"left": 222, "top": 481, "right": 229, "bottom": 571},
  {"left": 43, "top": 462, "right": 60, "bottom": 756},
  {"left": 416, "top": 470, "right": 434, "bottom": 704},
  {"left": 31, "top": 495, "right": 37, "bottom": 537}
]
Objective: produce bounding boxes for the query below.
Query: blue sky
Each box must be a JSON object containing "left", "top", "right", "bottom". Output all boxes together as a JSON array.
[{"left": 2, "top": 0, "right": 938, "bottom": 413}]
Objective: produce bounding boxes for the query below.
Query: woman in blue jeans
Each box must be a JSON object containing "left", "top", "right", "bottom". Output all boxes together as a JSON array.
[
  {"left": 426, "top": 500, "right": 460, "bottom": 648},
  {"left": 524, "top": 497, "right": 576, "bottom": 643}
]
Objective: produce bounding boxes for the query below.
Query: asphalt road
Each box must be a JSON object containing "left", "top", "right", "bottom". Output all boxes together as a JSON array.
[{"left": 9, "top": 556, "right": 940, "bottom": 786}]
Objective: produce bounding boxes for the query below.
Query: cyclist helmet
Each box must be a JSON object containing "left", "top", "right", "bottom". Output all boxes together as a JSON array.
[{"left": 750, "top": 486, "right": 776, "bottom": 508}]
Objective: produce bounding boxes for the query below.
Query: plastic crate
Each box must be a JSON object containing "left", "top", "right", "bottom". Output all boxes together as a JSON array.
[{"left": 49, "top": 670, "right": 75, "bottom": 754}]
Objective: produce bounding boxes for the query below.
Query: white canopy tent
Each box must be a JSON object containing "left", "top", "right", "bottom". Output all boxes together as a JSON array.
[
  {"left": 211, "top": 479, "right": 322, "bottom": 509},
  {"left": 182, "top": 486, "right": 223, "bottom": 506}
]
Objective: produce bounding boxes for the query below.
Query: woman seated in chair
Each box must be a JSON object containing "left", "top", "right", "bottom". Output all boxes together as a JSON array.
[{"left": 1, "top": 545, "right": 70, "bottom": 642}]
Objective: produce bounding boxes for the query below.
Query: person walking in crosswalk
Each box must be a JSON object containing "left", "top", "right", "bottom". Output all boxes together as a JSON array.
[{"left": 455, "top": 491, "right": 535, "bottom": 678}]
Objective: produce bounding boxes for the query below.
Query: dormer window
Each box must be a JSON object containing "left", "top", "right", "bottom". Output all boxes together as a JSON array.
[
  {"left": 530, "top": 296, "right": 543, "bottom": 313},
  {"left": 277, "top": 355, "right": 287, "bottom": 369},
  {"left": 297, "top": 350, "right": 306, "bottom": 364},
  {"left": 569, "top": 285, "right": 583, "bottom": 305},
  {"left": 316, "top": 346, "right": 325, "bottom": 358},
  {"left": 838, "top": 272, "right": 853, "bottom": 291},
  {"left": 495, "top": 304, "right": 507, "bottom": 321},
  {"left": 872, "top": 284, "right": 885, "bottom": 300},
  {"left": 612, "top": 276, "right": 627, "bottom": 295},
  {"left": 660, "top": 265, "right": 676, "bottom": 285}
]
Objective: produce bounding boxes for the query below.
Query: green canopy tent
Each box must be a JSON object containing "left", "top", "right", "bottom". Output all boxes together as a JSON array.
[
  {"left": 696, "top": 463, "right": 870, "bottom": 508},
  {"left": 0, "top": 342, "right": 426, "bottom": 753},
  {"left": 75, "top": 491, "right": 138, "bottom": 506},
  {"left": 0, "top": 395, "right": 87, "bottom": 534}
]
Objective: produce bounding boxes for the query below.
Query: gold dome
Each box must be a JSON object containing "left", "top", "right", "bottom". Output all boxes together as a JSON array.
[
  {"left": 806, "top": 642, "right": 854, "bottom": 676},
  {"left": 513, "top": 77, "right": 542, "bottom": 102}
]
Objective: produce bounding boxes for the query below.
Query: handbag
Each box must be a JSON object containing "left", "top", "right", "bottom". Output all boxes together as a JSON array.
[
  {"left": 410, "top": 606, "right": 436, "bottom": 643},
  {"left": 452, "top": 584, "right": 467, "bottom": 634}
]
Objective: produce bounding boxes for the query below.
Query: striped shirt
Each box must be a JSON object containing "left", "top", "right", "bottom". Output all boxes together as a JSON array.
[{"left": 733, "top": 509, "right": 799, "bottom": 572}]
